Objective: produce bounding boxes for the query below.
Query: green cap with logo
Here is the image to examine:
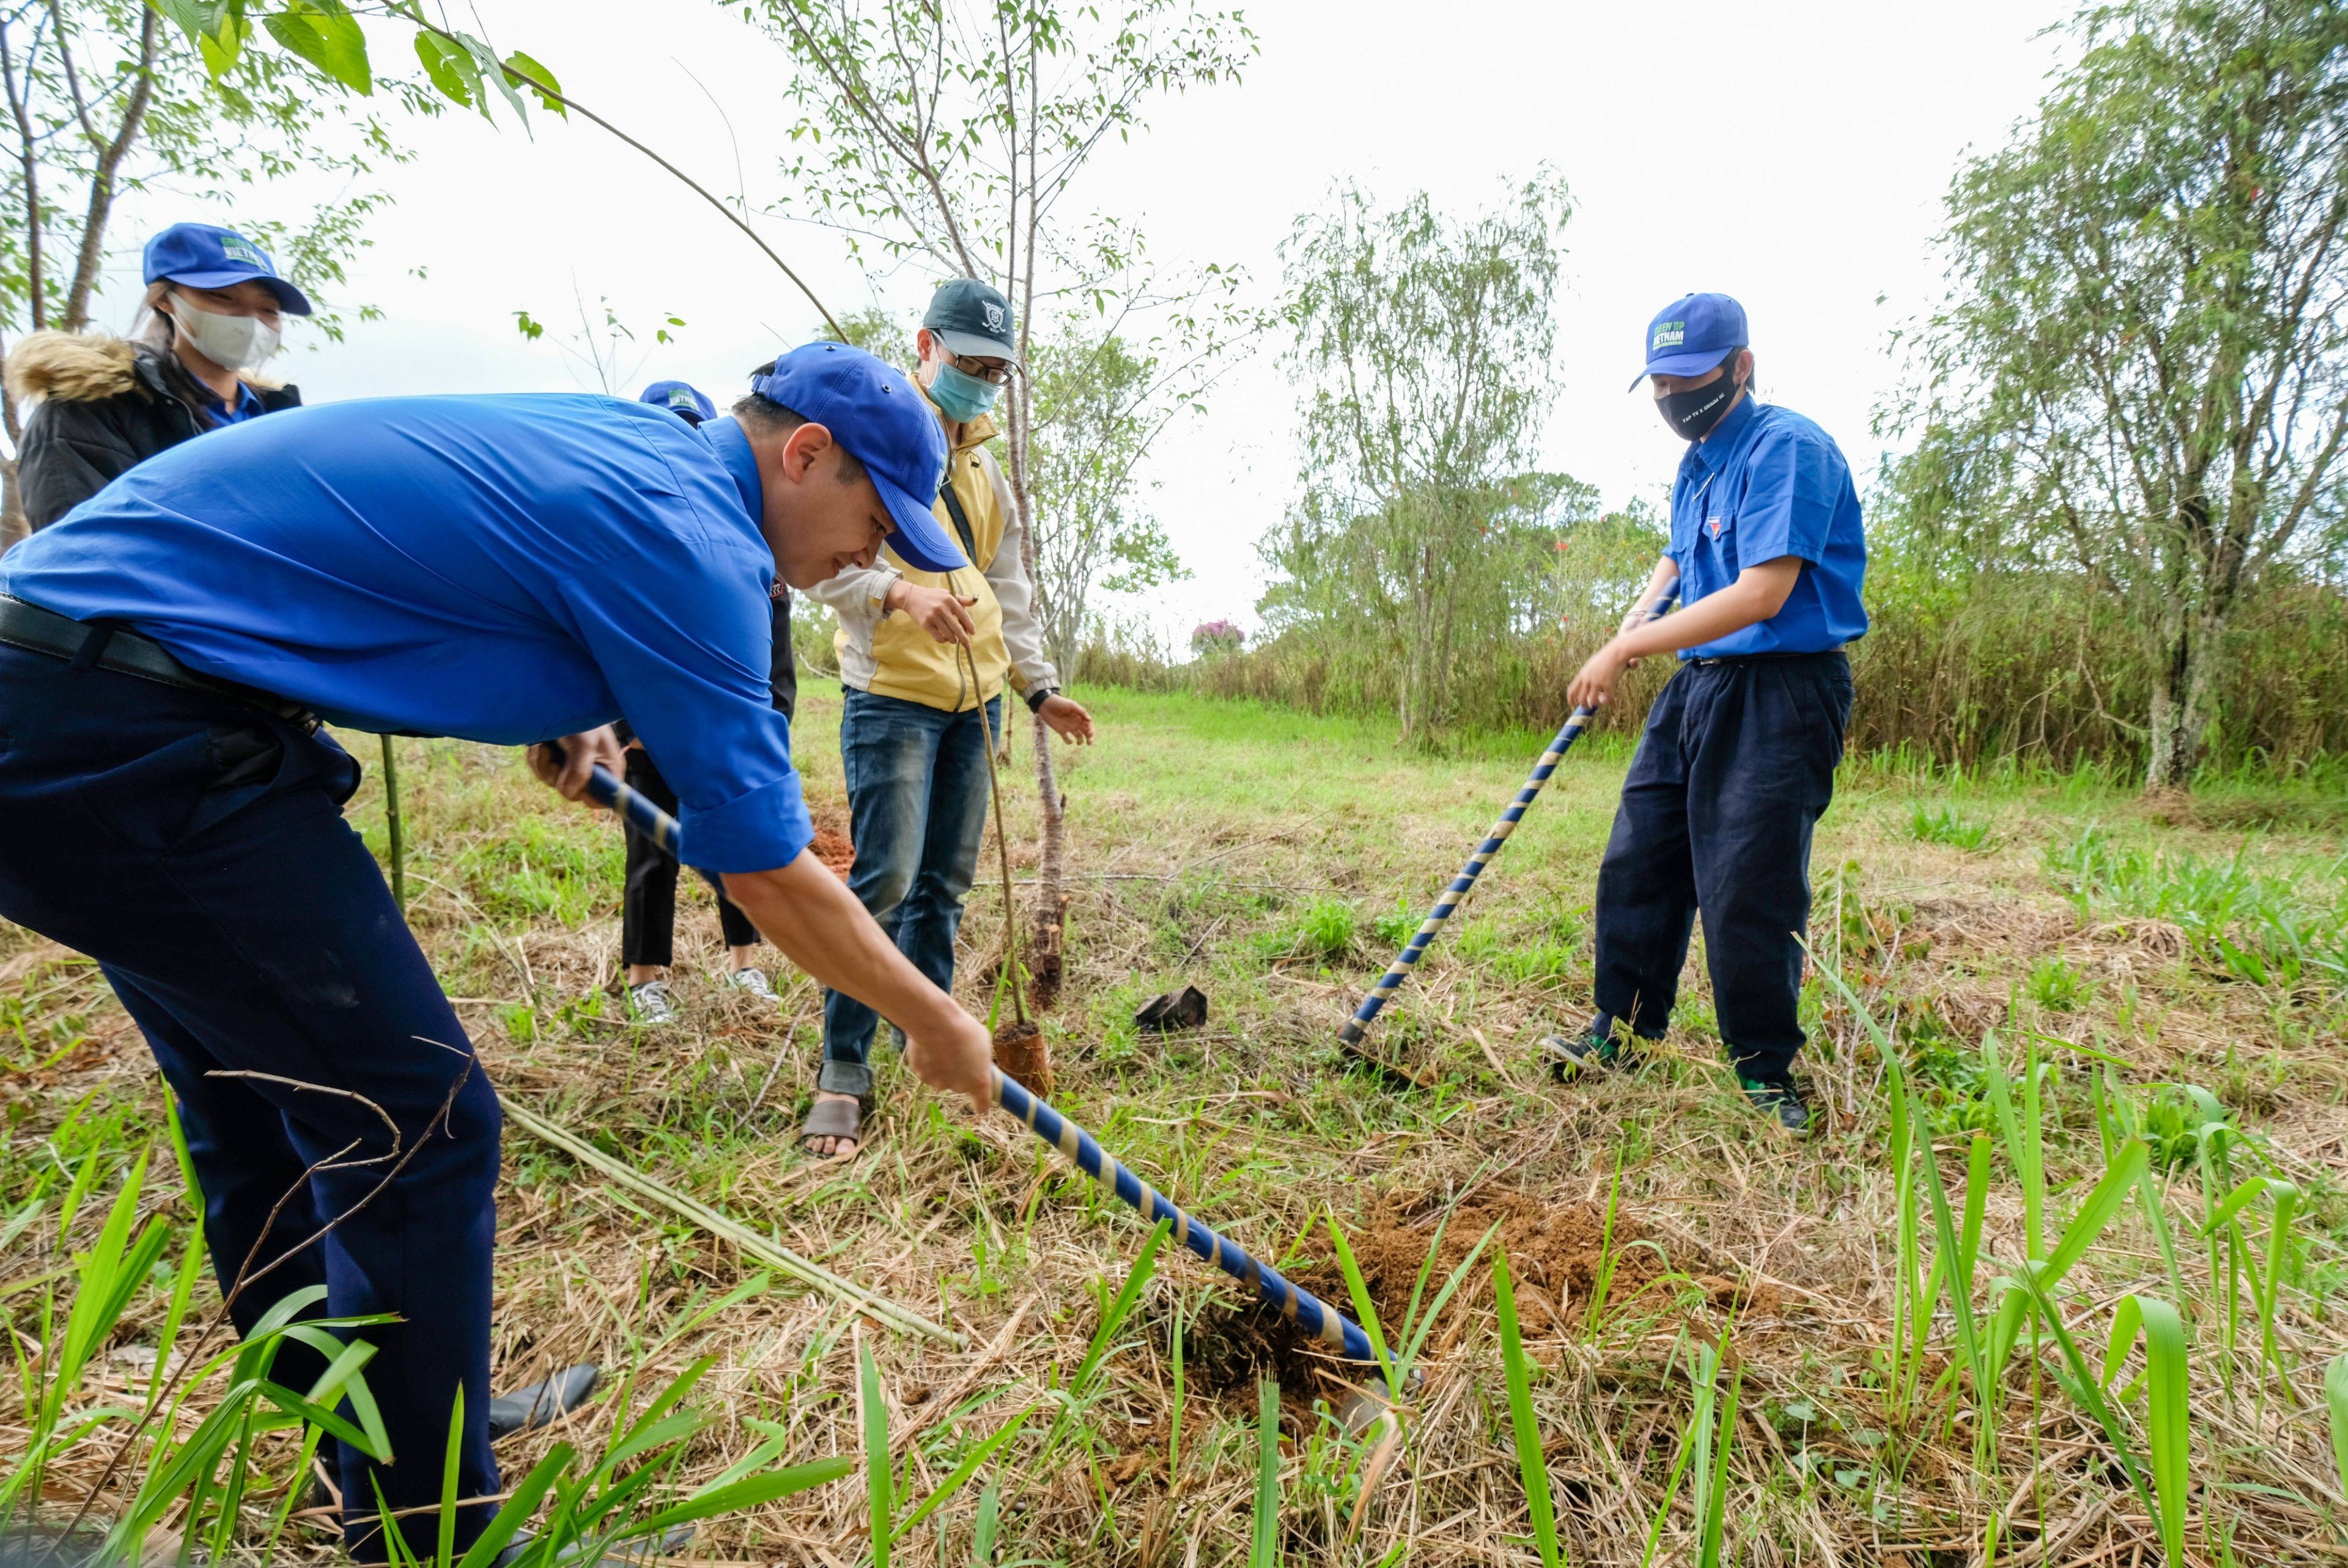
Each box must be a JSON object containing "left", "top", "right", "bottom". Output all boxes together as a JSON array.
[{"left": 923, "top": 278, "right": 1016, "bottom": 361}]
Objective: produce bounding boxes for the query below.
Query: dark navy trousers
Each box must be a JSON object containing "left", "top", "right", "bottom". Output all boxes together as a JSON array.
[
  {"left": 1590, "top": 650, "right": 1853, "bottom": 1082},
  {"left": 0, "top": 648, "right": 500, "bottom": 1560}
]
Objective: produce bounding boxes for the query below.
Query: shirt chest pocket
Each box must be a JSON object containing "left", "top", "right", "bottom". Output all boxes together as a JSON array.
[{"left": 1701, "top": 507, "right": 1739, "bottom": 566}]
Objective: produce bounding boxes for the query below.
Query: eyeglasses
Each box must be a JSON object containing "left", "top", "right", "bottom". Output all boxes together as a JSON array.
[{"left": 949, "top": 352, "right": 1013, "bottom": 386}]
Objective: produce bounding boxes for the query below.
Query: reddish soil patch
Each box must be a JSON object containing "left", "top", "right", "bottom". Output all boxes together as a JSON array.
[
  {"left": 992, "top": 1020, "right": 1052, "bottom": 1097},
  {"left": 809, "top": 827, "right": 854, "bottom": 883},
  {"left": 1292, "top": 1190, "right": 1698, "bottom": 1334}
]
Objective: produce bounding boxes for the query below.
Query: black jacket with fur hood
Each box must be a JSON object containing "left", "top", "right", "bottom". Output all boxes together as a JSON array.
[{"left": 6, "top": 331, "right": 300, "bottom": 531}]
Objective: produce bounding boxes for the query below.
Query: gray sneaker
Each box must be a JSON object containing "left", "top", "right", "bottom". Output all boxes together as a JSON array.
[
  {"left": 725, "top": 967, "right": 780, "bottom": 1003},
  {"left": 627, "top": 981, "right": 679, "bottom": 1026}
]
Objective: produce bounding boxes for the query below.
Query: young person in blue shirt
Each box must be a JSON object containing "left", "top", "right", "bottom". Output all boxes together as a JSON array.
[
  {"left": 0, "top": 343, "right": 994, "bottom": 1560},
  {"left": 1542, "top": 293, "right": 1867, "bottom": 1135}
]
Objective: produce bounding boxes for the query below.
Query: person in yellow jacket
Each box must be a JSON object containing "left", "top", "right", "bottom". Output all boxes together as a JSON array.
[{"left": 801, "top": 279, "right": 1095, "bottom": 1156}]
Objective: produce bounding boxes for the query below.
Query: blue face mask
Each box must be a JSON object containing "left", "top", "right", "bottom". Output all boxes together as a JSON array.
[{"left": 929, "top": 361, "right": 1000, "bottom": 423}]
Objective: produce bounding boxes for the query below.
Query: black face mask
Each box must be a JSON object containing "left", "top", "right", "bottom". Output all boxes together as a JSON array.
[{"left": 1657, "top": 354, "right": 1746, "bottom": 442}]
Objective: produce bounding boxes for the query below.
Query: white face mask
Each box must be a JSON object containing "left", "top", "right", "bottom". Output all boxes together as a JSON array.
[{"left": 166, "top": 298, "right": 281, "bottom": 372}]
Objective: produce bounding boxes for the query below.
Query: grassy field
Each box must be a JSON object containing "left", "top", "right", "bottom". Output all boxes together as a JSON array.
[{"left": 6, "top": 682, "right": 2348, "bottom": 1565}]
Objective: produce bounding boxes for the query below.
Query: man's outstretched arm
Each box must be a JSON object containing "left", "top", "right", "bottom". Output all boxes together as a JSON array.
[{"left": 719, "top": 856, "right": 994, "bottom": 1110}]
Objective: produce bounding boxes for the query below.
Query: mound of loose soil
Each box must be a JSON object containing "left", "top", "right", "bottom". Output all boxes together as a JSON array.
[{"left": 1294, "top": 1190, "right": 1685, "bottom": 1334}]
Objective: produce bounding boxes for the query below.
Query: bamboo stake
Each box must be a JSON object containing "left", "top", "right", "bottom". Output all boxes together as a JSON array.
[
  {"left": 380, "top": 735, "right": 407, "bottom": 913},
  {"left": 497, "top": 1095, "right": 964, "bottom": 1348}
]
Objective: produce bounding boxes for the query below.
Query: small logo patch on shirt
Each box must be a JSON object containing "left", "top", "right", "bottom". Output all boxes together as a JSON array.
[{"left": 1708, "top": 515, "right": 1726, "bottom": 538}]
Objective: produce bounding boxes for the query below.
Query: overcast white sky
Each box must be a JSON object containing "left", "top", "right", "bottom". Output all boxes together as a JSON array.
[{"left": 80, "top": 0, "right": 2076, "bottom": 647}]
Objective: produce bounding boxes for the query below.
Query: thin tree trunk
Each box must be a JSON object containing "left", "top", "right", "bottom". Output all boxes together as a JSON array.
[
  {"left": 2, "top": 20, "right": 46, "bottom": 333},
  {"left": 61, "top": 10, "right": 158, "bottom": 331},
  {"left": 2143, "top": 611, "right": 2196, "bottom": 792}
]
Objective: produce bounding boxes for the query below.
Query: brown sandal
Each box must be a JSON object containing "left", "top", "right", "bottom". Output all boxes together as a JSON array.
[{"left": 800, "top": 1095, "right": 865, "bottom": 1158}]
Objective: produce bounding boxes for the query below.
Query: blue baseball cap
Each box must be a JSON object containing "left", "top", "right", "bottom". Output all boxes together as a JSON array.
[
  {"left": 751, "top": 343, "right": 964, "bottom": 573},
  {"left": 639, "top": 379, "right": 717, "bottom": 425},
  {"left": 1630, "top": 292, "right": 1746, "bottom": 389},
  {"left": 141, "top": 223, "right": 312, "bottom": 315}
]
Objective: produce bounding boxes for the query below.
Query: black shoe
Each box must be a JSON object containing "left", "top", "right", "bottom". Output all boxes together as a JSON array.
[
  {"left": 488, "top": 1363, "right": 600, "bottom": 1441},
  {"left": 1741, "top": 1074, "right": 1810, "bottom": 1135}
]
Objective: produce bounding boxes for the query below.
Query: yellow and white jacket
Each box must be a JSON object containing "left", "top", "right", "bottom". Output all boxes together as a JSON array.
[{"left": 805, "top": 380, "right": 1058, "bottom": 713}]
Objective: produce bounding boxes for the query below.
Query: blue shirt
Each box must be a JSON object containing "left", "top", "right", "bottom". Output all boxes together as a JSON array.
[
  {"left": 0, "top": 394, "right": 810, "bottom": 874},
  {"left": 215, "top": 382, "right": 266, "bottom": 425},
  {"left": 1666, "top": 396, "right": 1868, "bottom": 658}
]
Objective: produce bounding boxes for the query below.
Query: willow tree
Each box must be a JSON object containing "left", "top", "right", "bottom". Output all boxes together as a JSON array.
[
  {"left": 1272, "top": 175, "right": 1573, "bottom": 745},
  {"left": 750, "top": 0, "right": 1255, "bottom": 995},
  {"left": 1896, "top": 0, "right": 2348, "bottom": 790}
]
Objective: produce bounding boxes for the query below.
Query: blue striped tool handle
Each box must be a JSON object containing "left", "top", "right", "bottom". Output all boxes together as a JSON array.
[
  {"left": 572, "top": 760, "right": 1383, "bottom": 1366},
  {"left": 583, "top": 762, "right": 683, "bottom": 857},
  {"left": 1337, "top": 573, "right": 1683, "bottom": 1054},
  {"left": 992, "top": 1067, "right": 1375, "bottom": 1363}
]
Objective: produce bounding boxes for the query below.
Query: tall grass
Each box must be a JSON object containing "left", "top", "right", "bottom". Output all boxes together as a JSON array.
[
  {"left": 0, "top": 1141, "right": 860, "bottom": 1564},
  {"left": 1085, "top": 567, "right": 2348, "bottom": 770}
]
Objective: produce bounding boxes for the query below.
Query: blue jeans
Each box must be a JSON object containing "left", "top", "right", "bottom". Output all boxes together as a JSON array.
[
  {"left": 820, "top": 687, "right": 1000, "bottom": 1098},
  {"left": 0, "top": 649, "right": 501, "bottom": 1561},
  {"left": 1590, "top": 651, "right": 1853, "bottom": 1082}
]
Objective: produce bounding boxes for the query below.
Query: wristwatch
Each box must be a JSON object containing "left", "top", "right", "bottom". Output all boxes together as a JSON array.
[{"left": 1024, "top": 685, "right": 1058, "bottom": 715}]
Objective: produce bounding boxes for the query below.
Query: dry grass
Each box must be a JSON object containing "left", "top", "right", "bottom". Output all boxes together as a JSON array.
[{"left": 5, "top": 683, "right": 2347, "bottom": 1565}]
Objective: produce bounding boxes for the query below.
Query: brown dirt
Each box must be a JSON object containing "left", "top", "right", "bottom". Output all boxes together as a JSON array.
[
  {"left": 1293, "top": 1190, "right": 1688, "bottom": 1334},
  {"left": 808, "top": 827, "right": 854, "bottom": 883},
  {"left": 992, "top": 1020, "right": 1052, "bottom": 1097},
  {"left": 1163, "top": 1298, "right": 1350, "bottom": 1427}
]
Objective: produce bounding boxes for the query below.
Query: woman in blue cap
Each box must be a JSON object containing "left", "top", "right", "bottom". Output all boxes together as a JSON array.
[{"left": 6, "top": 222, "right": 310, "bottom": 531}]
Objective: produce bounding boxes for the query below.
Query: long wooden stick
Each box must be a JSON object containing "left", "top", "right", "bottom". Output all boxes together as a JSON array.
[
  {"left": 498, "top": 1095, "right": 963, "bottom": 1347},
  {"left": 379, "top": 735, "right": 407, "bottom": 913}
]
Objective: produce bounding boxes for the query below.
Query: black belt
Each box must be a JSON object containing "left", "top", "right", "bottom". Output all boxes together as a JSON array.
[
  {"left": 1690, "top": 647, "right": 1847, "bottom": 667},
  {"left": 0, "top": 595, "right": 319, "bottom": 731}
]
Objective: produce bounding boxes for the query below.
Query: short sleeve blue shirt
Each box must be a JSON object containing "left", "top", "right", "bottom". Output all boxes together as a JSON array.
[
  {"left": 0, "top": 394, "right": 811, "bottom": 874},
  {"left": 1665, "top": 397, "right": 1868, "bottom": 658}
]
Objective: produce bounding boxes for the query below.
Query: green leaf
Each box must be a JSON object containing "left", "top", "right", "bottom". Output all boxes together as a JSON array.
[
  {"left": 1493, "top": 1249, "right": 1560, "bottom": 1568},
  {"left": 2198, "top": 1175, "right": 2270, "bottom": 1237},
  {"left": 503, "top": 51, "right": 566, "bottom": 117},
  {"left": 2325, "top": 1353, "right": 2348, "bottom": 1505},
  {"left": 2101, "top": 1294, "right": 2143, "bottom": 1389},
  {"left": 454, "top": 1444, "right": 575, "bottom": 1568},
  {"left": 1076, "top": 1218, "right": 1168, "bottom": 1392},
  {"left": 198, "top": 13, "right": 251, "bottom": 77},
  {"left": 858, "top": 1333, "right": 892, "bottom": 1567},
  {"left": 1250, "top": 1378, "right": 1281, "bottom": 1568},
  {"left": 892, "top": 1412, "right": 1025, "bottom": 1534},
  {"left": 632, "top": 1457, "right": 855, "bottom": 1536},
  {"left": 414, "top": 32, "right": 478, "bottom": 108},
  {"left": 262, "top": 2, "right": 374, "bottom": 95},
  {"left": 2042, "top": 1136, "right": 2147, "bottom": 1284},
  {"left": 2136, "top": 1296, "right": 2191, "bottom": 1568}
]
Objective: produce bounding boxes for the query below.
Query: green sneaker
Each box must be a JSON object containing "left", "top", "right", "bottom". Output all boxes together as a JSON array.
[
  {"left": 1540, "top": 1016, "right": 1655, "bottom": 1081},
  {"left": 1741, "top": 1074, "right": 1811, "bottom": 1135}
]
